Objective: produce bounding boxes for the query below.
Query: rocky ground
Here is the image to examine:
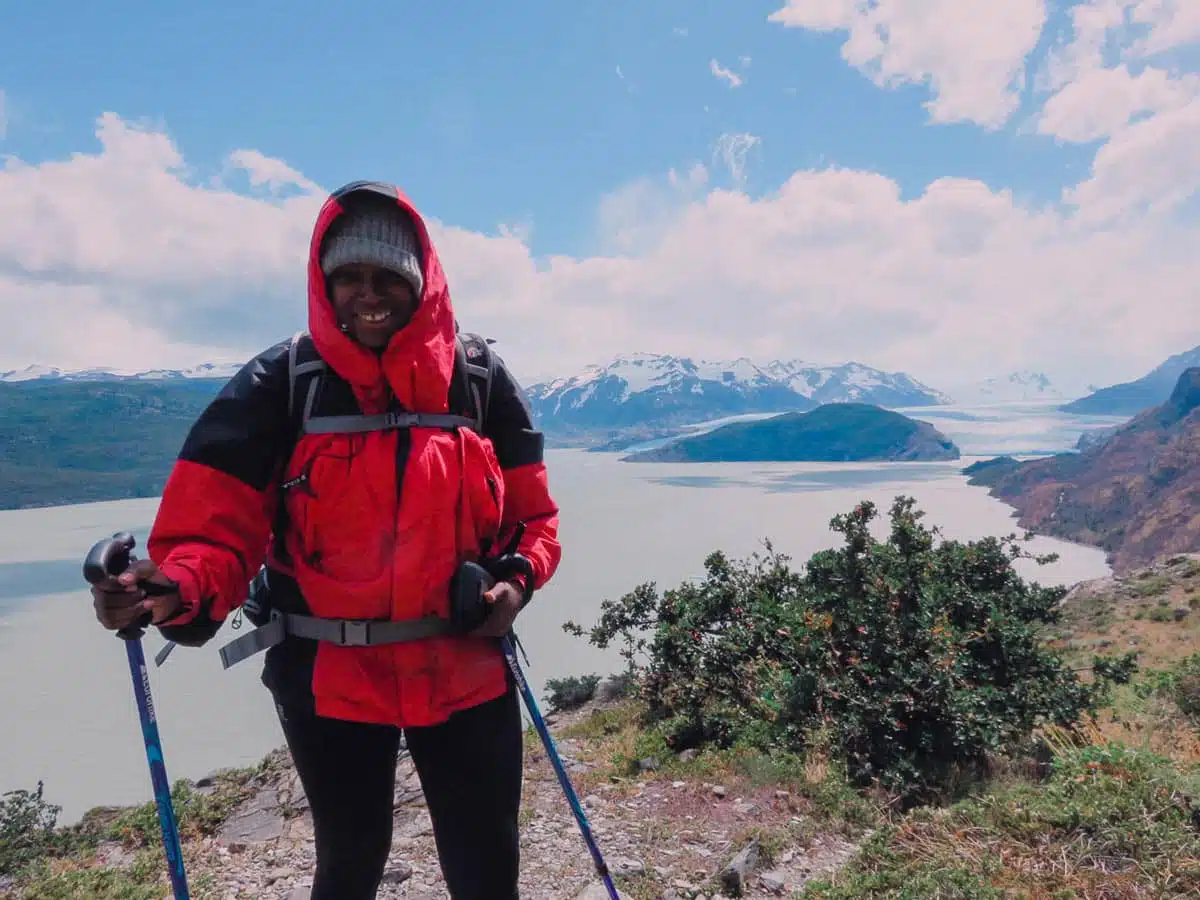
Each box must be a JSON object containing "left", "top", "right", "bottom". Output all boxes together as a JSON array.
[{"left": 55, "top": 696, "right": 865, "bottom": 900}]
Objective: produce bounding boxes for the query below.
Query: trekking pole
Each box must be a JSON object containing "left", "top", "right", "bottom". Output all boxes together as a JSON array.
[
  {"left": 500, "top": 633, "right": 621, "bottom": 900},
  {"left": 83, "top": 531, "right": 191, "bottom": 900}
]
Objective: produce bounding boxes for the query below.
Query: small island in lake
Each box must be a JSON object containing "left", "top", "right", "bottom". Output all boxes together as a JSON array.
[{"left": 620, "top": 402, "right": 961, "bottom": 463}]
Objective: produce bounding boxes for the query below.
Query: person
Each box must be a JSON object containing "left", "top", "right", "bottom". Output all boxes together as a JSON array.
[{"left": 89, "top": 180, "right": 563, "bottom": 899}]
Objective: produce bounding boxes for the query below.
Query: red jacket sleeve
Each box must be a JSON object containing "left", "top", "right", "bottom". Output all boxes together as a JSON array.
[
  {"left": 147, "top": 343, "right": 293, "bottom": 628},
  {"left": 484, "top": 354, "right": 562, "bottom": 594},
  {"left": 501, "top": 462, "right": 561, "bottom": 590}
]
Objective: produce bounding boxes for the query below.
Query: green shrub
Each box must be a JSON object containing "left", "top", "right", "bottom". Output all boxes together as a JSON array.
[
  {"left": 543, "top": 674, "right": 601, "bottom": 713},
  {"left": 566, "top": 496, "right": 1137, "bottom": 802},
  {"left": 0, "top": 782, "right": 68, "bottom": 876},
  {"left": 1137, "top": 652, "right": 1200, "bottom": 719}
]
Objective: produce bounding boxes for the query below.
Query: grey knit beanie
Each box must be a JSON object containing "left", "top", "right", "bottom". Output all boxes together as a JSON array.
[{"left": 319, "top": 195, "right": 425, "bottom": 298}]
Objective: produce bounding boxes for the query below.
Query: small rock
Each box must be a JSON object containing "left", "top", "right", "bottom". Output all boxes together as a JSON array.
[
  {"left": 678, "top": 748, "right": 699, "bottom": 762},
  {"left": 612, "top": 856, "right": 645, "bottom": 876},
  {"left": 218, "top": 789, "right": 284, "bottom": 844},
  {"left": 1175, "top": 607, "right": 1190, "bottom": 621},
  {"left": 638, "top": 757, "right": 660, "bottom": 772},
  {"left": 720, "top": 840, "right": 760, "bottom": 894},
  {"left": 193, "top": 771, "right": 221, "bottom": 796},
  {"left": 711, "top": 785, "right": 727, "bottom": 799},
  {"left": 286, "top": 889, "right": 311, "bottom": 900},
  {"left": 759, "top": 871, "right": 788, "bottom": 893},
  {"left": 381, "top": 862, "right": 413, "bottom": 884},
  {"left": 575, "top": 881, "right": 629, "bottom": 899}
]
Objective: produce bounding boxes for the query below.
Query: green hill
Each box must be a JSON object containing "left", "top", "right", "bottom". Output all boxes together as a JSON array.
[
  {"left": 621, "top": 403, "right": 960, "bottom": 463},
  {"left": 0, "top": 380, "right": 224, "bottom": 510}
]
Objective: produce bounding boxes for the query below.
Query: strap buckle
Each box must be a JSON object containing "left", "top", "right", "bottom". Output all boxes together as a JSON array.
[
  {"left": 338, "top": 620, "right": 373, "bottom": 646},
  {"left": 384, "top": 412, "right": 417, "bottom": 428}
]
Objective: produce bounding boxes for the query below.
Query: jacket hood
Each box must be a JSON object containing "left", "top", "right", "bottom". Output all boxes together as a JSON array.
[{"left": 307, "top": 181, "right": 457, "bottom": 415}]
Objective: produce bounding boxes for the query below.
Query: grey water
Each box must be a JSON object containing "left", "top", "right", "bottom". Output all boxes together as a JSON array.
[{"left": 0, "top": 410, "right": 1115, "bottom": 823}]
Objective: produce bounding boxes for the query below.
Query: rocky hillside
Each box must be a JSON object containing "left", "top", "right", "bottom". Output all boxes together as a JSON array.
[
  {"left": 966, "top": 367, "right": 1200, "bottom": 573},
  {"left": 0, "top": 685, "right": 870, "bottom": 900},
  {"left": 525, "top": 354, "right": 950, "bottom": 433},
  {"left": 1060, "top": 342, "right": 1200, "bottom": 416},
  {"left": 623, "top": 404, "right": 960, "bottom": 463}
]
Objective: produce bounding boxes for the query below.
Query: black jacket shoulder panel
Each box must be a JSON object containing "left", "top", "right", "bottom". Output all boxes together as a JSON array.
[
  {"left": 483, "top": 351, "right": 545, "bottom": 470},
  {"left": 177, "top": 339, "right": 294, "bottom": 493}
]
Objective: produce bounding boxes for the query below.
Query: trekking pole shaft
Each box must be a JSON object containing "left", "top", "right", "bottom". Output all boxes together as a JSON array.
[
  {"left": 123, "top": 633, "right": 190, "bottom": 899},
  {"left": 84, "top": 531, "right": 190, "bottom": 898},
  {"left": 500, "top": 636, "right": 620, "bottom": 900}
]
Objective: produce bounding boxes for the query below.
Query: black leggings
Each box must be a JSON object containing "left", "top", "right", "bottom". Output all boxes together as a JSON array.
[{"left": 276, "top": 683, "right": 524, "bottom": 900}]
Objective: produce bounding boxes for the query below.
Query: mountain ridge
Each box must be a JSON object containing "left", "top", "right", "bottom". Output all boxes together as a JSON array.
[
  {"left": 966, "top": 367, "right": 1200, "bottom": 574},
  {"left": 0, "top": 362, "right": 244, "bottom": 383},
  {"left": 524, "top": 352, "right": 951, "bottom": 432},
  {"left": 947, "top": 370, "right": 1065, "bottom": 405},
  {"left": 1059, "top": 343, "right": 1200, "bottom": 416}
]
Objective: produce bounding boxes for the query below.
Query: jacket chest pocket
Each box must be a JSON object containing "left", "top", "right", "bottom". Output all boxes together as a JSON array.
[{"left": 281, "top": 434, "right": 398, "bottom": 581}]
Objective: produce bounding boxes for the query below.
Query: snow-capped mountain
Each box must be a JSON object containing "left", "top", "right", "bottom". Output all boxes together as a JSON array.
[
  {"left": 525, "top": 353, "right": 951, "bottom": 430},
  {"left": 0, "top": 362, "right": 245, "bottom": 383},
  {"left": 949, "top": 371, "right": 1063, "bottom": 405}
]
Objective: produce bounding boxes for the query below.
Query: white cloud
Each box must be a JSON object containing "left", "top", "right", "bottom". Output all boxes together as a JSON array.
[
  {"left": 768, "top": 0, "right": 1048, "bottom": 129},
  {"left": 1022, "top": 1, "right": 1200, "bottom": 221},
  {"left": 1033, "top": 0, "right": 1200, "bottom": 144},
  {"left": 1129, "top": 0, "right": 1200, "bottom": 56},
  {"left": 710, "top": 59, "right": 744, "bottom": 88},
  {"left": 712, "top": 133, "right": 761, "bottom": 186},
  {"left": 673, "top": 26, "right": 689, "bottom": 38},
  {"left": 2, "top": 110, "right": 1200, "bottom": 395},
  {"left": 1064, "top": 96, "right": 1200, "bottom": 222},
  {"left": 1037, "top": 64, "right": 1200, "bottom": 142}
]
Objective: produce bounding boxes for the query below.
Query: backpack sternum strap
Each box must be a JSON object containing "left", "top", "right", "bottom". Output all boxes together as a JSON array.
[{"left": 303, "top": 410, "right": 478, "bottom": 435}]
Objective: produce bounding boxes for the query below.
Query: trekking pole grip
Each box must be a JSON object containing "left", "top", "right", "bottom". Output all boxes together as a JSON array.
[{"left": 83, "top": 531, "right": 162, "bottom": 640}]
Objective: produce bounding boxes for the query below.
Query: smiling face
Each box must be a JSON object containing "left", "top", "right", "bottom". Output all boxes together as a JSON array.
[{"left": 328, "top": 263, "right": 419, "bottom": 350}]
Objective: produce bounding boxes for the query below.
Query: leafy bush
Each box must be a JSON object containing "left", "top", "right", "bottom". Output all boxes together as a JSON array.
[
  {"left": 0, "top": 782, "right": 66, "bottom": 876},
  {"left": 565, "top": 496, "right": 1137, "bottom": 801},
  {"left": 1137, "top": 652, "right": 1200, "bottom": 719},
  {"left": 543, "top": 674, "right": 601, "bottom": 713}
]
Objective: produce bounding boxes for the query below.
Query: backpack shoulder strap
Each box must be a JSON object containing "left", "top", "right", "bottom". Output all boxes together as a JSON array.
[
  {"left": 286, "top": 331, "right": 327, "bottom": 440},
  {"left": 452, "top": 331, "right": 496, "bottom": 433}
]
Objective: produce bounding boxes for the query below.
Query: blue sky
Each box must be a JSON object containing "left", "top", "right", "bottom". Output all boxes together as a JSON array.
[
  {"left": 0, "top": 0, "right": 1198, "bottom": 395},
  {"left": 1, "top": 0, "right": 1094, "bottom": 255}
]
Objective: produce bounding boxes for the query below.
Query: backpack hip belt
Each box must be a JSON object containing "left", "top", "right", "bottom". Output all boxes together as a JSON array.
[{"left": 217, "top": 607, "right": 454, "bottom": 670}]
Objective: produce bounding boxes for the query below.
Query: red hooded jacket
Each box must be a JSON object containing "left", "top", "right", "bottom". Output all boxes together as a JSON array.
[{"left": 144, "top": 182, "right": 562, "bottom": 728}]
